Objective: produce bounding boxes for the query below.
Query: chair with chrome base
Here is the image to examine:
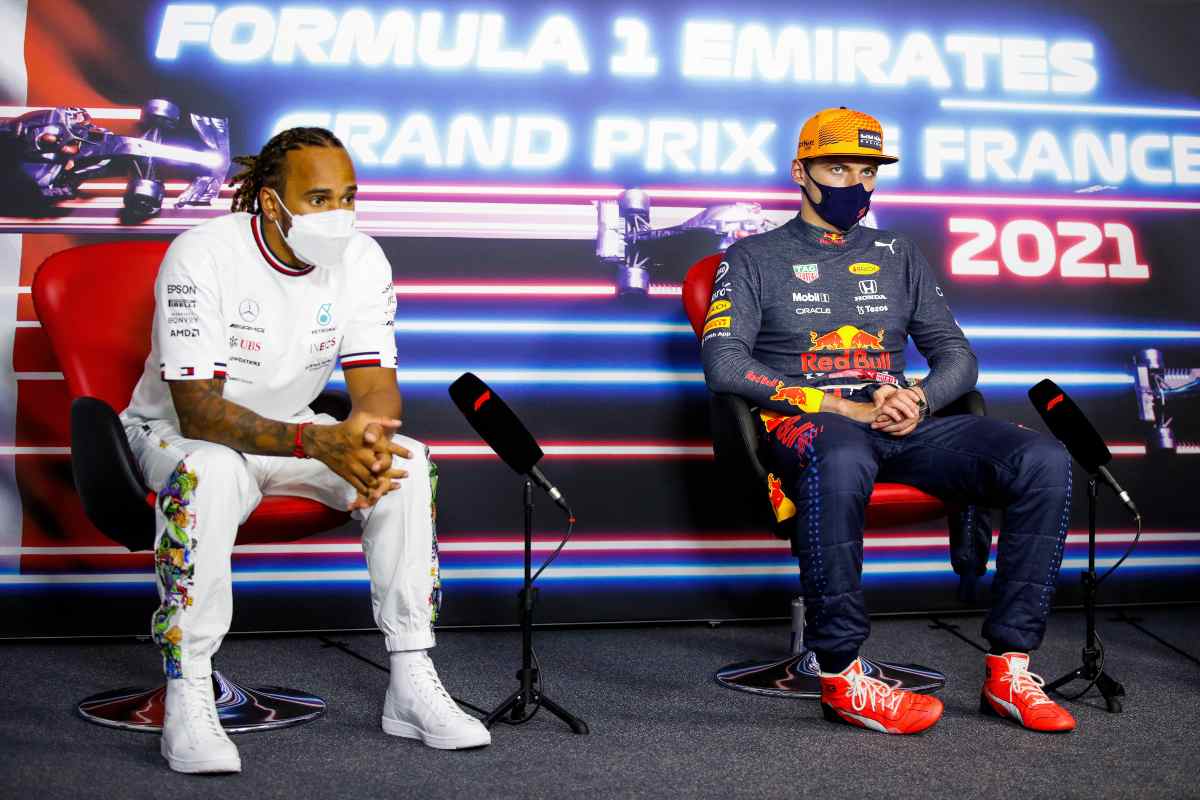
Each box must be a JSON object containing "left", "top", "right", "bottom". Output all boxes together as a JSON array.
[
  {"left": 33, "top": 240, "right": 353, "bottom": 732},
  {"left": 684, "top": 253, "right": 988, "bottom": 698}
]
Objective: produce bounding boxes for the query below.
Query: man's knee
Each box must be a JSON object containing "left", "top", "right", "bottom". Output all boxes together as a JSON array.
[
  {"left": 810, "top": 441, "right": 878, "bottom": 496},
  {"left": 392, "top": 434, "right": 430, "bottom": 477},
  {"left": 1011, "top": 434, "right": 1070, "bottom": 488}
]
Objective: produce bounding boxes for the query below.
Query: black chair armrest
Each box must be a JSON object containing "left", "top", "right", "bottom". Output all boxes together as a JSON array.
[
  {"left": 709, "top": 392, "right": 782, "bottom": 532},
  {"left": 70, "top": 397, "right": 155, "bottom": 552},
  {"left": 935, "top": 389, "right": 986, "bottom": 418},
  {"left": 310, "top": 389, "right": 352, "bottom": 421},
  {"left": 709, "top": 392, "right": 768, "bottom": 484}
]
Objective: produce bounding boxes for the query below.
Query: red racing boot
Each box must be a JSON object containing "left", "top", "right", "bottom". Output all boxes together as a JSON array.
[
  {"left": 820, "top": 659, "right": 944, "bottom": 734},
  {"left": 980, "top": 652, "right": 1076, "bottom": 733}
]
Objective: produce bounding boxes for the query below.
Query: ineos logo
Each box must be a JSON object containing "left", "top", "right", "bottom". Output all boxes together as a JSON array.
[{"left": 239, "top": 299, "right": 260, "bottom": 322}]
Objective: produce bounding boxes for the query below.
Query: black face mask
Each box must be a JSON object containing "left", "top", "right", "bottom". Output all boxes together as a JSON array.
[{"left": 801, "top": 173, "right": 872, "bottom": 232}]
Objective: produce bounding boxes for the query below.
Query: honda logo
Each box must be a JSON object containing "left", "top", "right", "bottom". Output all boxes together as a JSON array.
[{"left": 858, "top": 280, "right": 878, "bottom": 295}]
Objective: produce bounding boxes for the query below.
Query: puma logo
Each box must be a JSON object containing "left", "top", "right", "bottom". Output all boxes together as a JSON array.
[{"left": 874, "top": 238, "right": 897, "bottom": 255}]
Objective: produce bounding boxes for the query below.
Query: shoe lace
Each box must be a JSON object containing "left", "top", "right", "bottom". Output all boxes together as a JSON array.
[
  {"left": 185, "top": 678, "right": 225, "bottom": 737},
  {"left": 846, "top": 670, "right": 903, "bottom": 715},
  {"left": 1003, "top": 660, "right": 1052, "bottom": 708},
  {"left": 409, "top": 656, "right": 469, "bottom": 721}
]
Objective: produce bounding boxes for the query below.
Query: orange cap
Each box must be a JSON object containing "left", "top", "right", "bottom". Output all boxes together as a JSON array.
[{"left": 795, "top": 107, "right": 897, "bottom": 164}]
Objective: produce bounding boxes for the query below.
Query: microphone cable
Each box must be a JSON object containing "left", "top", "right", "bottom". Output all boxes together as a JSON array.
[
  {"left": 532, "top": 510, "right": 575, "bottom": 584},
  {"left": 1054, "top": 630, "right": 1106, "bottom": 701},
  {"left": 1097, "top": 512, "right": 1142, "bottom": 586}
]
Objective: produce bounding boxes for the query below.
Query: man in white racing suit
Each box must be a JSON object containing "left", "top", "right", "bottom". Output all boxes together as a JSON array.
[{"left": 121, "top": 127, "right": 489, "bottom": 774}]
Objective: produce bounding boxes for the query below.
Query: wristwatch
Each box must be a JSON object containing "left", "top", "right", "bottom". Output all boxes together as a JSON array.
[{"left": 914, "top": 394, "right": 929, "bottom": 421}]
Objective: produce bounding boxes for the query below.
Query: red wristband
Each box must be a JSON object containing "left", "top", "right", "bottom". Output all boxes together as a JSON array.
[{"left": 293, "top": 422, "right": 312, "bottom": 459}]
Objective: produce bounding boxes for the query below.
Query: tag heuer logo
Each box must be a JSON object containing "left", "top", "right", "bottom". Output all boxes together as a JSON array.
[{"left": 792, "top": 263, "right": 819, "bottom": 283}]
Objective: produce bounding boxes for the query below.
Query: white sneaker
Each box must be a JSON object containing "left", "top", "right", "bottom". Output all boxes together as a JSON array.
[
  {"left": 161, "top": 676, "right": 242, "bottom": 774},
  {"left": 382, "top": 651, "right": 491, "bottom": 749}
]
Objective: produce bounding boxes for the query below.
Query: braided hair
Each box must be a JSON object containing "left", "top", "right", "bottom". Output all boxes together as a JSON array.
[{"left": 228, "top": 127, "right": 345, "bottom": 214}]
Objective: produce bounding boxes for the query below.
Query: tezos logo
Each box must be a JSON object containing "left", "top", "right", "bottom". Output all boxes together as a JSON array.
[
  {"left": 239, "top": 298, "right": 260, "bottom": 322},
  {"left": 316, "top": 303, "right": 333, "bottom": 326}
]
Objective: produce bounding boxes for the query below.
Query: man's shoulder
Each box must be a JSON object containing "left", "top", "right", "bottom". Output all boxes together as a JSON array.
[
  {"left": 715, "top": 225, "right": 792, "bottom": 272},
  {"left": 166, "top": 212, "right": 252, "bottom": 263},
  {"left": 856, "top": 225, "right": 919, "bottom": 258},
  {"left": 345, "top": 228, "right": 385, "bottom": 260},
  {"left": 344, "top": 230, "right": 389, "bottom": 279},
  {"left": 177, "top": 211, "right": 251, "bottom": 241},
  {"left": 727, "top": 224, "right": 794, "bottom": 261}
]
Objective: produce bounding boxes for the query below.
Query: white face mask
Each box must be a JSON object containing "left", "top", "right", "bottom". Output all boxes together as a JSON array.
[{"left": 269, "top": 189, "right": 355, "bottom": 270}]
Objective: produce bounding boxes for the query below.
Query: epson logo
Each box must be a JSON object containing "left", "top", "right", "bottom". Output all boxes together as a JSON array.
[
  {"left": 792, "top": 291, "right": 830, "bottom": 303},
  {"left": 167, "top": 284, "right": 196, "bottom": 295}
]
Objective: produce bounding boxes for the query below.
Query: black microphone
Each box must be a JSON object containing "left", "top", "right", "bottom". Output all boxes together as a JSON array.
[
  {"left": 448, "top": 372, "right": 572, "bottom": 515},
  {"left": 1028, "top": 379, "right": 1139, "bottom": 520}
]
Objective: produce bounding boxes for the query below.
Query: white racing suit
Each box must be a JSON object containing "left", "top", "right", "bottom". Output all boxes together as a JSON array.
[{"left": 126, "top": 413, "right": 441, "bottom": 679}]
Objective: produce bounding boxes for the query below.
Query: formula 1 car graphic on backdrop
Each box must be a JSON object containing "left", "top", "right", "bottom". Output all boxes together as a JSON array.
[
  {"left": 0, "top": 100, "right": 229, "bottom": 222},
  {"left": 597, "top": 188, "right": 881, "bottom": 295},
  {"left": 1134, "top": 348, "right": 1200, "bottom": 453},
  {"left": 597, "top": 189, "right": 774, "bottom": 295}
]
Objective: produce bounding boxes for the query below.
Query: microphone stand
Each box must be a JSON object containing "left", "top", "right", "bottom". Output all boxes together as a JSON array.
[
  {"left": 483, "top": 480, "right": 589, "bottom": 734},
  {"left": 1044, "top": 476, "right": 1126, "bottom": 713}
]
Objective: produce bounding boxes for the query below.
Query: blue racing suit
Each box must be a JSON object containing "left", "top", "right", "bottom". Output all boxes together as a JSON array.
[{"left": 701, "top": 216, "right": 1071, "bottom": 662}]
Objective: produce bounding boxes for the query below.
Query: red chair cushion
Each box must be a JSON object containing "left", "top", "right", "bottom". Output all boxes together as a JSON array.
[
  {"left": 34, "top": 240, "right": 169, "bottom": 411},
  {"left": 214, "top": 496, "right": 350, "bottom": 544},
  {"left": 683, "top": 253, "right": 725, "bottom": 338},
  {"left": 682, "top": 253, "right": 947, "bottom": 528},
  {"left": 35, "top": 242, "right": 352, "bottom": 544},
  {"left": 864, "top": 483, "right": 946, "bottom": 527}
]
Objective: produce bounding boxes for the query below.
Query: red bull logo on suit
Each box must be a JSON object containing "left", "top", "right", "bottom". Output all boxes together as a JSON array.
[{"left": 801, "top": 325, "right": 891, "bottom": 372}]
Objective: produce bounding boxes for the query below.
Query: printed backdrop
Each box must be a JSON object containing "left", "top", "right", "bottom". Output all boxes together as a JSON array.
[{"left": 1, "top": 0, "right": 1197, "bottom": 636}]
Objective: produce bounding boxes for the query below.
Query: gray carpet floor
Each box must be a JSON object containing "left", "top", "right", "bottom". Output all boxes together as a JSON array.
[{"left": 1, "top": 607, "right": 1197, "bottom": 799}]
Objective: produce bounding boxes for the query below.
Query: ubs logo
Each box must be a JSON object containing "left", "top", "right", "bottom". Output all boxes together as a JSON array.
[
  {"left": 239, "top": 299, "right": 260, "bottom": 322},
  {"left": 316, "top": 303, "right": 333, "bottom": 326}
]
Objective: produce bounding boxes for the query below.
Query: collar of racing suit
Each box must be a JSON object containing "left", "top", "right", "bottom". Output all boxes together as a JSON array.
[{"left": 784, "top": 214, "right": 869, "bottom": 251}]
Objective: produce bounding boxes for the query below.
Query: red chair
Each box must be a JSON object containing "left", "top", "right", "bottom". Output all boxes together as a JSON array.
[
  {"left": 684, "top": 253, "right": 986, "bottom": 697},
  {"left": 32, "top": 240, "right": 353, "bottom": 732}
]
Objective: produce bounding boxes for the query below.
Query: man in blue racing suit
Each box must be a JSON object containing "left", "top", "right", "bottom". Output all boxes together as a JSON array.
[{"left": 701, "top": 107, "right": 1077, "bottom": 735}]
